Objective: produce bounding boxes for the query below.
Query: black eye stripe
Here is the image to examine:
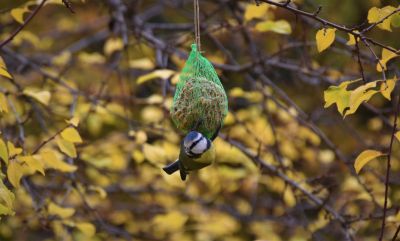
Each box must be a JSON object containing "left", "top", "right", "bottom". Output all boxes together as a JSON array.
[{"left": 189, "top": 136, "right": 203, "bottom": 150}]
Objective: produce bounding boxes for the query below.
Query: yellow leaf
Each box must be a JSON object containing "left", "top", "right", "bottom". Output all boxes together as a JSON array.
[
  {"left": 354, "top": 149, "right": 384, "bottom": 174},
  {"left": 142, "top": 144, "right": 166, "bottom": 164},
  {"left": 0, "top": 56, "right": 6, "bottom": 69},
  {"left": 75, "top": 222, "right": 96, "bottom": 237},
  {"left": 137, "top": 69, "right": 175, "bottom": 85},
  {"left": 316, "top": 28, "right": 336, "bottom": 53},
  {"left": 104, "top": 38, "right": 124, "bottom": 56},
  {"left": 53, "top": 51, "right": 71, "bottom": 67},
  {"left": 324, "top": 84, "right": 350, "bottom": 114},
  {"left": 19, "top": 155, "right": 45, "bottom": 176},
  {"left": 283, "top": 187, "right": 296, "bottom": 207},
  {"left": 40, "top": 149, "right": 77, "bottom": 172},
  {"left": 0, "top": 179, "right": 15, "bottom": 212},
  {"left": 10, "top": 8, "right": 29, "bottom": 24},
  {"left": 244, "top": 4, "right": 270, "bottom": 21},
  {"left": 0, "top": 68, "right": 12, "bottom": 79},
  {"left": 153, "top": 211, "right": 188, "bottom": 233},
  {"left": 0, "top": 139, "right": 8, "bottom": 165},
  {"left": 0, "top": 203, "right": 13, "bottom": 216},
  {"left": 346, "top": 33, "right": 356, "bottom": 46},
  {"left": 345, "top": 81, "right": 379, "bottom": 117},
  {"left": 132, "top": 149, "right": 145, "bottom": 163},
  {"left": 129, "top": 58, "right": 154, "bottom": 70},
  {"left": 88, "top": 185, "right": 107, "bottom": 199},
  {"left": 0, "top": 93, "right": 8, "bottom": 113},
  {"left": 66, "top": 117, "right": 80, "bottom": 127},
  {"left": 78, "top": 52, "right": 106, "bottom": 65},
  {"left": 368, "top": 6, "right": 398, "bottom": 31},
  {"left": 395, "top": 131, "right": 400, "bottom": 142},
  {"left": 255, "top": 20, "right": 292, "bottom": 34},
  {"left": 57, "top": 139, "right": 77, "bottom": 158},
  {"left": 7, "top": 142, "right": 22, "bottom": 157},
  {"left": 23, "top": 89, "right": 51, "bottom": 106},
  {"left": 381, "top": 78, "right": 397, "bottom": 100},
  {"left": 324, "top": 79, "right": 361, "bottom": 115},
  {"left": 12, "top": 31, "right": 40, "bottom": 48},
  {"left": 377, "top": 48, "right": 398, "bottom": 72},
  {"left": 368, "top": 7, "right": 380, "bottom": 23},
  {"left": 61, "top": 127, "right": 82, "bottom": 143},
  {"left": 7, "top": 161, "right": 23, "bottom": 188},
  {"left": 48, "top": 202, "right": 75, "bottom": 218}
]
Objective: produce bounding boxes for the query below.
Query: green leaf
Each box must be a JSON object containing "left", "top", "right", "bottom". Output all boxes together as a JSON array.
[
  {"left": 316, "top": 28, "right": 336, "bottom": 53},
  {"left": 354, "top": 150, "right": 384, "bottom": 174},
  {"left": 255, "top": 20, "right": 292, "bottom": 34}
]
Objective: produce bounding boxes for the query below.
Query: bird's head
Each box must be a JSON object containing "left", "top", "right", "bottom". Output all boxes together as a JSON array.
[{"left": 183, "top": 131, "right": 211, "bottom": 158}]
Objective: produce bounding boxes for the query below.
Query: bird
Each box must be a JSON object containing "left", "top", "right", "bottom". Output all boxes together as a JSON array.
[{"left": 163, "top": 125, "right": 220, "bottom": 181}]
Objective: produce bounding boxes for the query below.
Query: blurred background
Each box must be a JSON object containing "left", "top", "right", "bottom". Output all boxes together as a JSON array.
[{"left": 0, "top": 0, "right": 400, "bottom": 240}]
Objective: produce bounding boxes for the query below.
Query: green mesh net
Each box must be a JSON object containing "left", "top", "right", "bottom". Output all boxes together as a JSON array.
[{"left": 170, "top": 44, "right": 228, "bottom": 139}]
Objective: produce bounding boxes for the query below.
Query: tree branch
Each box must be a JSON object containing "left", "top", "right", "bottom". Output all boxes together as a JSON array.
[{"left": 0, "top": 0, "right": 47, "bottom": 49}]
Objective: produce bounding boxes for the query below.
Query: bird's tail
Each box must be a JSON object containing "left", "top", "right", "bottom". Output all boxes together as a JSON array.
[{"left": 162, "top": 160, "right": 180, "bottom": 175}]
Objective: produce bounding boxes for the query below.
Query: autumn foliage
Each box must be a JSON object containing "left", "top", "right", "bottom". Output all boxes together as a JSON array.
[{"left": 0, "top": 0, "right": 400, "bottom": 241}]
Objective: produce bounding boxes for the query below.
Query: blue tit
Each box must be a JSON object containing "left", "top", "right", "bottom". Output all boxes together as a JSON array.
[{"left": 163, "top": 130, "right": 216, "bottom": 181}]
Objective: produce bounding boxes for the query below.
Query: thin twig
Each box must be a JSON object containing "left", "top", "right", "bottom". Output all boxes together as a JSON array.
[
  {"left": 255, "top": 0, "right": 399, "bottom": 54},
  {"left": 355, "top": 38, "right": 366, "bottom": 83},
  {"left": 361, "top": 7, "right": 400, "bottom": 34},
  {"left": 61, "top": 0, "right": 75, "bottom": 13},
  {"left": 0, "top": 0, "right": 47, "bottom": 49},
  {"left": 379, "top": 93, "right": 400, "bottom": 241},
  {"left": 392, "top": 224, "right": 400, "bottom": 241}
]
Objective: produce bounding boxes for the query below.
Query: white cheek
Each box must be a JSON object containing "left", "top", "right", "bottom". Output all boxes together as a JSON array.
[
  {"left": 185, "top": 133, "right": 202, "bottom": 148},
  {"left": 191, "top": 138, "right": 207, "bottom": 154}
]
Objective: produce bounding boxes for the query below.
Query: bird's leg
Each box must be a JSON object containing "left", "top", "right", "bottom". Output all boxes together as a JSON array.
[{"left": 210, "top": 123, "right": 221, "bottom": 141}]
